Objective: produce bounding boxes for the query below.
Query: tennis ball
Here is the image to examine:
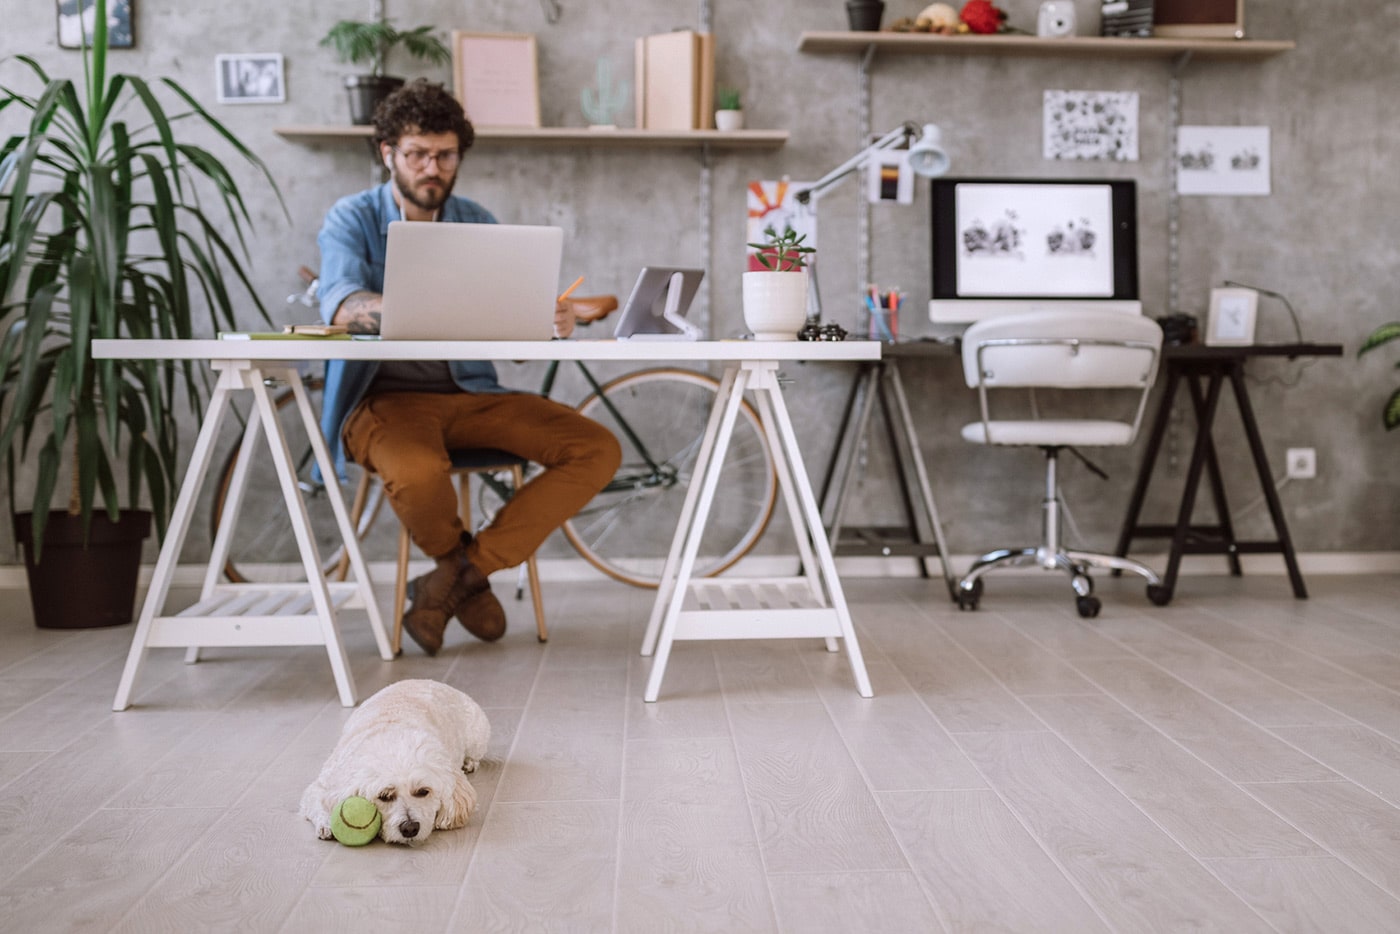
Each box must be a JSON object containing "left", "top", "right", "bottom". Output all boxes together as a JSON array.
[{"left": 330, "top": 795, "right": 382, "bottom": 846}]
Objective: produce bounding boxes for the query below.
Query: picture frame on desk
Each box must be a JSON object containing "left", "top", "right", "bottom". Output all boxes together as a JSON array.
[
  {"left": 1205, "top": 287, "right": 1258, "bottom": 345},
  {"left": 451, "top": 31, "right": 541, "bottom": 128}
]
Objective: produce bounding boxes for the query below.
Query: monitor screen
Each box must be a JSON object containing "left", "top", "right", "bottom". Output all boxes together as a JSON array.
[{"left": 929, "top": 178, "right": 1140, "bottom": 323}]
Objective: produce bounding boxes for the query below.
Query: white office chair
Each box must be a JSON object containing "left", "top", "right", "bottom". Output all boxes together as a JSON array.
[{"left": 955, "top": 309, "right": 1168, "bottom": 618}]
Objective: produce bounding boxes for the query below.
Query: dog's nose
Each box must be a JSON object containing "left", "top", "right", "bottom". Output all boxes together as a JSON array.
[{"left": 400, "top": 820, "right": 420, "bottom": 838}]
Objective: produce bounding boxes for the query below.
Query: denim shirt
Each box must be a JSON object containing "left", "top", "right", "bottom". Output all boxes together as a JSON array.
[{"left": 316, "top": 183, "right": 506, "bottom": 477}]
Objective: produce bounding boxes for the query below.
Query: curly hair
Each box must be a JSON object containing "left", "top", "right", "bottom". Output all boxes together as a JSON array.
[{"left": 372, "top": 79, "right": 475, "bottom": 153}]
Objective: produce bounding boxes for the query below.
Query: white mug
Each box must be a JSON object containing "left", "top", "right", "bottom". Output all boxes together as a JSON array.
[{"left": 1037, "top": 1, "right": 1077, "bottom": 37}]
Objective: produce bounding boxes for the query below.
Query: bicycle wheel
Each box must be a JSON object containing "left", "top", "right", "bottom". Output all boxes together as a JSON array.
[
  {"left": 563, "top": 367, "right": 777, "bottom": 588},
  {"left": 209, "top": 376, "right": 386, "bottom": 583}
]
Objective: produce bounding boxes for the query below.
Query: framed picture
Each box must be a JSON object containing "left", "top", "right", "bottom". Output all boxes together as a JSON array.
[
  {"left": 58, "top": 0, "right": 134, "bottom": 49},
  {"left": 1206, "top": 287, "right": 1258, "bottom": 345},
  {"left": 452, "top": 31, "right": 541, "bottom": 128},
  {"left": 215, "top": 54, "right": 285, "bottom": 105},
  {"left": 1154, "top": 0, "right": 1245, "bottom": 39}
]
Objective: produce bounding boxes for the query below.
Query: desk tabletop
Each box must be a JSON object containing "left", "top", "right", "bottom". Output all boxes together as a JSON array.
[
  {"left": 92, "top": 338, "right": 882, "bottom": 363},
  {"left": 1164, "top": 342, "right": 1344, "bottom": 360}
]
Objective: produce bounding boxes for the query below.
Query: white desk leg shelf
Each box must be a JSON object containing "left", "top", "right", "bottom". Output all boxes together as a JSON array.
[
  {"left": 112, "top": 362, "right": 391, "bottom": 711},
  {"left": 642, "top": 360, "right": 873, "bottom": 703}
]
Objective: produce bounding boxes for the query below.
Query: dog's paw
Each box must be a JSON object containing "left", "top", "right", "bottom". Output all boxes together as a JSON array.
[
  {"left": 314, "top": 822, "right": 334, "bottom": 840},
  {"left": 462, "top": 757, "right": 479, "bottom": 774}
]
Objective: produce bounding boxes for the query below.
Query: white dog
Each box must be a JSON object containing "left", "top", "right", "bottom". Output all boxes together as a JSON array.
[{"left": 299, "top": 679, "right": 490, "bottom": 845}]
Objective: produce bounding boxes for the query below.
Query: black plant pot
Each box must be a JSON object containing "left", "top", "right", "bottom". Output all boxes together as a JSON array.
[
  {"left": 344, "top": 75, "right": 405, "bottom": 126},
  {"left": 15, "top": 510, "right": 152, "bottom": 629},
  {"left": 846, "top": 0, "right": 886, "bottom": 31}
]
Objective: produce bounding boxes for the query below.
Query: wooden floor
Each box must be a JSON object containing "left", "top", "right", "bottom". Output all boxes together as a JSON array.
[{"left": 2, "top": 571, "right": 1399, "bottom": 932}]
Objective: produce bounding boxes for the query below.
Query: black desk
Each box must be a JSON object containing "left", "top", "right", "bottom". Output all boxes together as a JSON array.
[
  {"left": 817, "top": 340, "right": 959, "bottom": 599},
  {"left": 1113, "top": 342, "right": 1343, "bottom": 602}
]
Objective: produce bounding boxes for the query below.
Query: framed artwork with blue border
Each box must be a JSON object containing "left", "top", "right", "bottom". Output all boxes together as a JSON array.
[{"left": 58, "top": 0, "right": 134, "bottom": 50}]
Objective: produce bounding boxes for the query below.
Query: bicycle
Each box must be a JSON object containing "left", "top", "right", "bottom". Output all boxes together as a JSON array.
[{"left": 209, "top": 272, "right": 778, "bottom": 589}]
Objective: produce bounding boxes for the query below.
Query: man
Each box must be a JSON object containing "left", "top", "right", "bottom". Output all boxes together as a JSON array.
[{"left": 317, "top": 80, "right": 621, "bottom": 655}]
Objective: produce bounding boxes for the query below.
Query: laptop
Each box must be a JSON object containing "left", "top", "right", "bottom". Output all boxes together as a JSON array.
[
  {"left": 613, "top": 267, "right": 704, "bottom": 340},
  {"left": 379, "top": 221, "right": 564, "bottom": 340}
]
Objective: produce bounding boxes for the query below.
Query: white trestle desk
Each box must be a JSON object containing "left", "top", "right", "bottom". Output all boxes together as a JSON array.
[{"left": 93, "top": 338, "right": 880, "bottom": 709}]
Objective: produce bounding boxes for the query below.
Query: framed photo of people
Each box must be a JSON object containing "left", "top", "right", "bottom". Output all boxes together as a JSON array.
[
  {"left": 215, "top": 53, "right": 286, "bottom": 105},
  {"left": 451, "top": 31, "right": 541, "bottom": 128}
]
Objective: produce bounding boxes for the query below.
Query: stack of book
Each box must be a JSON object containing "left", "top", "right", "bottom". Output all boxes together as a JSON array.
[
  {"left": 1101, "top": 0, "right": 1154, "bottom": 37},
  {"left": 634, "top": 30, "right": 715, "bottom": 131}
]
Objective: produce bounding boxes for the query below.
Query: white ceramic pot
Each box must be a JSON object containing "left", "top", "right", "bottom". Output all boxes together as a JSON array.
[
  {"left": 742, "top": 270, "right": 809, "bottom": 340},
  {"left": 714, "top": 109, "right": 744, "bottom": 132}
]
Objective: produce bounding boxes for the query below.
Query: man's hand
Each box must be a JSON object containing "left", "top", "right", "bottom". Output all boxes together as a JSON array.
[
  {"left": 332, "top": 291, "right": 383, "bottom": 335},
  {"left": 553, "top": 299, "right": 575, "bottom": 339}
]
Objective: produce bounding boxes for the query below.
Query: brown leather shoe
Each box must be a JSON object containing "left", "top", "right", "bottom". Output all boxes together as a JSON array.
[
  {"left": 455, "top": 580, "right": 507, "bottom": 643},
  {"left": 402, "top": 541, "right": 474, "bottom": 656}
]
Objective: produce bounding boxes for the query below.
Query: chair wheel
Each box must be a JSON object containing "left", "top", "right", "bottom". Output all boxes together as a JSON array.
[
  {"left": 1076, "top": 595, "right": 1102, "bottom": 618},
  {"left": 956, "top": 578, "right": 983, "bottom": 611},
  {"left": 1146, "top": 584, "right": 1172, "bottom": 606}
]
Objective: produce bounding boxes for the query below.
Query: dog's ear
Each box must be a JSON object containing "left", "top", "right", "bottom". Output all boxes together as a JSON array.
[{"left": 436, "top": 772, "right": 477, "bottom": 830}]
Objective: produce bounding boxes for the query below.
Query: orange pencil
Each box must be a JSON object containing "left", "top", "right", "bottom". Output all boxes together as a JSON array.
[{"left": 557, "top": 275, "right": 585, "bottom": 303}]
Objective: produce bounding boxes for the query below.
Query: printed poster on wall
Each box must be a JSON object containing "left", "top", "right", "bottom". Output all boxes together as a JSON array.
[
  {"left": 1043, "top": 90, "right": 1140, "bottom": 162},
  {"left": 746, "top": 179, "right": 816, "bottom": 271},
  {"left": 1177, "top": 125, "right": 1271, "bottom": 196}
]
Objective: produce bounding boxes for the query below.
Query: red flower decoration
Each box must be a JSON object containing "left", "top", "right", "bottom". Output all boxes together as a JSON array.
[{"left": 960, "top": 0, "right": 1007, "bottom": 34}]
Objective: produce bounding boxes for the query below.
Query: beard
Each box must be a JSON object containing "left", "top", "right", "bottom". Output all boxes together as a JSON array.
[{"left": 394, "top": 168, "right": 457, "bottom": 213}]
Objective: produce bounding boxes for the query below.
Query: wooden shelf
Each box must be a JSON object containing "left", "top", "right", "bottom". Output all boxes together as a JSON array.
[
  {"left": 273, "top": 125, "right": 789, "bottom": 149},
  {"left": 797, "top": 31, "right": 1294, "bottom": 60}
]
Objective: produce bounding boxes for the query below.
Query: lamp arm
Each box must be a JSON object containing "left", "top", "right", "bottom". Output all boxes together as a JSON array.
[{"left": 794, "top": 122, "right": 920, "bottom": 205}]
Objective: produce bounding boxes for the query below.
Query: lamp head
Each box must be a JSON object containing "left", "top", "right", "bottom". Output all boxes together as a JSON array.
[{"left": 907, "top": 123, "right": 950, "bottom": 178}]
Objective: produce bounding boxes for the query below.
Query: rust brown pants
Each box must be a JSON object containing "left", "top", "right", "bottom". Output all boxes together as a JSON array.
[{"left": 342, "top": 391, "right": 621, "bottom": 574}]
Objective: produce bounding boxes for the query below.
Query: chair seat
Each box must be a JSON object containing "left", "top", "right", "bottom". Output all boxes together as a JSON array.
[{"left": 961, "top": 419, "right": 1136, "bottom": 447}]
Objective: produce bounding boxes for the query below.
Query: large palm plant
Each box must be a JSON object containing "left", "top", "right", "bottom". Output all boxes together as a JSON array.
[{"left": 0, "top": 0, "right": 282, "bottom": 557}]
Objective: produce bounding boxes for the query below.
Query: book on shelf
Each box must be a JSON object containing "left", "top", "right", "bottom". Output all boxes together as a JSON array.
[{"left": 634, "top": 30, "right": 714, "bottom": 131}]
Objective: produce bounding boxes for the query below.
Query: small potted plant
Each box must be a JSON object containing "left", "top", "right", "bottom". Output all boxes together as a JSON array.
[
  {"left": 715, "top": 87, "right": 743, "bottom": 132},
  {"left": 846, "top": 0, "right": 886, "bottom": 31},
  {"left": 743, "top": 226, "right": 815, "bottom": 340},
  {"left": 320, "top": 16, "right": 451, "bottom": 124}
]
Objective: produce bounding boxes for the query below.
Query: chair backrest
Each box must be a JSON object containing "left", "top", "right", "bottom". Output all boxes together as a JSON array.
[
  {"left": 960, "top": 309, "right": 1164, "bottom": 445},
  {"left": 961, "top": 310, "right": 1163, "bottom": 390}
]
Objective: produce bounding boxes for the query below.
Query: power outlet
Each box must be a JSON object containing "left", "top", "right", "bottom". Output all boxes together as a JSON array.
[{"left": 1286, "top": 447, "right": 1317, "bottom": 480}]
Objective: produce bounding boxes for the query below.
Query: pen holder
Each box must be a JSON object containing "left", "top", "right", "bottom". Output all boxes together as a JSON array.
[
  {"left": 864, "top": 286, "right": 899, "bottom": 343},
  {"left": 867, "top": 306, "right": 897, "bottom": 342}
]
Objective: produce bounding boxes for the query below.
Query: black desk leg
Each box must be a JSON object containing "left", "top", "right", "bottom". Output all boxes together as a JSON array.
[
  {"left": 827, "top": 365, "right": 882, "bottom": 543},
  {"left": 1159, "top": 370, "right": 1228, "bottom": 600},
  {"left": 1114, "top": 367, "right": 1181, "bottom": 560},
  {"left": 1185, "top": 373, "right": 1245, "bottom": 577},
  {"left": 818, "top": 362, "right": 872, "bottom": 526},
  {"left": 1228, "top": 363, "right": 1309, "bottom": 598},
  {"left": 876, "top": 371, "right": 930, "bottom": 580}
]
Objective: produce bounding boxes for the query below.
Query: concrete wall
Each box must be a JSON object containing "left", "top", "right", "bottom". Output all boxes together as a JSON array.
[{"left": 3, "top": 0, "right": 1396, "bottom": 568}]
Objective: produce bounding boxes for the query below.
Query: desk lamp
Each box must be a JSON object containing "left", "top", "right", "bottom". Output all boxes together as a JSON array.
[{"left": 793, "top": 122, "right": 951, "bottom": 328}]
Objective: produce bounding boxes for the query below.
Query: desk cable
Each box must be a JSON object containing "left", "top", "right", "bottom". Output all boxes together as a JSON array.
[{"left": 1220, "top": 279, "right": 1321, "bottom": 388}]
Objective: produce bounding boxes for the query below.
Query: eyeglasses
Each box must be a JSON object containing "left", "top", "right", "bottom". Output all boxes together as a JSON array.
[{"left": 390, "top": 145, "right": 462, "bottom": 171}]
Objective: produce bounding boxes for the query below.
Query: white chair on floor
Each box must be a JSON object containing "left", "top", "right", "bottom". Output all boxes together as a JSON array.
[{"left": 954, "top": 309, "right": 1168, "bottom": 618}]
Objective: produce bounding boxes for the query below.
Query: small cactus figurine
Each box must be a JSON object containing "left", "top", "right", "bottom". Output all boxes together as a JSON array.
[{"left": 581, "top": 57, "right": 628, "bottom": 127}]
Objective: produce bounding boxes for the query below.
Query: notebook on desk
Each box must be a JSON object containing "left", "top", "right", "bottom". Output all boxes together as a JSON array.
[{"left": 379, "top": 221, "right": 564, "bottom": 341}]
